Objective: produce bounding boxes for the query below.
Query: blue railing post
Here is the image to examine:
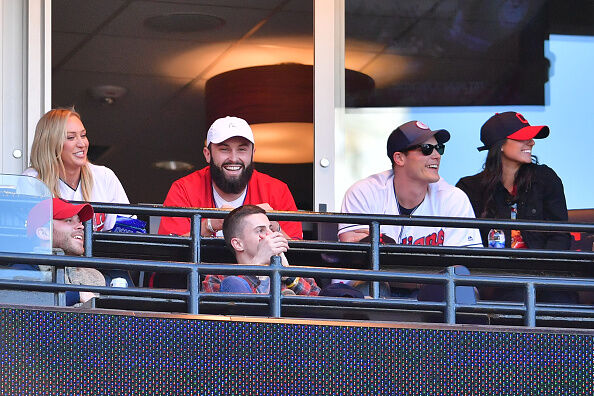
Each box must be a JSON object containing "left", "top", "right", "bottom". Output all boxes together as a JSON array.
[
  {"left": 445, "top": 266, "right": 456, "bottom": 324},
  {"left": 84, "top": 219, "right": 93, "bottom": 257},
  {"left": 191, "top": 214, "right": 201, "bottom": 264},
  {"left": 524, "top": 282, "right": 536, "bottom": 327},
  {"left": 369, "top": 221, "right": 380, "bottom": 299},
  {"left": 270, "top": 255, "right": 282, "bottom": 318},
  {"left": 55, "top": 265, "right": 66, "bottom": 306},
  {"left": 188, "top": 267, "right": 200, "bottom": 314}
]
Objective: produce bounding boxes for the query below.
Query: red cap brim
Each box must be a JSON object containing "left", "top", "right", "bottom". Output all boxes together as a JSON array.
[
  {"left": 507, "top": 125, "right": 549, "bottom": 141},
  {"left": 52, "top": 198, "right": 94, "bottom": 222}
]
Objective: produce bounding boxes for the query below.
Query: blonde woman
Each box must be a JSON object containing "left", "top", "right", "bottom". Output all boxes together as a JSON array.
[{"left": 23, "top": 108, "right": 129, "bottom": 231}]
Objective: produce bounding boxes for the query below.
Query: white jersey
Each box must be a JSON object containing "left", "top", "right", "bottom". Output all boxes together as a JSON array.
[
  {"left": 23, "top": 163, "right": 130, "bottom": 231},
  {"left": 338, "top": 169, "right": 482, "bottom": 247}
]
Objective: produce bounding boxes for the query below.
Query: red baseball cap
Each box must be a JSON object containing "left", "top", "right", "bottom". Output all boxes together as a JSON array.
[
  {"left": 27, "top": 198, "right": 94, "bottom": 237},
  {"left": 477, "top": 112, "right": 549, "bottom": 151},
  {"left": 52, "top": 198, "right": 94, "bottom": 222}
]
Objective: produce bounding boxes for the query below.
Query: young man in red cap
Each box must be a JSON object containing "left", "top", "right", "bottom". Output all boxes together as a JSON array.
[
  {"left": 158, "top": 116, "right": 302, "bottom": 240},
  {"left": 16, "top": 198, "right": 102, "bottom": 304},
  {"left": 25, "top": 198, "right": 133, "bottom": 304}
]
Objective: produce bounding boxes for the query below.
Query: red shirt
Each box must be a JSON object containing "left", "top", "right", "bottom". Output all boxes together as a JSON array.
[{"left": 158, "top": 167, "right": 302, "bottom": 239}]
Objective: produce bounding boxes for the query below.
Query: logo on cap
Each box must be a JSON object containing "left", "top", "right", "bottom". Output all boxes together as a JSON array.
[
  {"left": 416, "top": 121, "right": 429, "bottom": 130},
  {"left": 516, "top": 113, "right": 529, "bottom": 124}
]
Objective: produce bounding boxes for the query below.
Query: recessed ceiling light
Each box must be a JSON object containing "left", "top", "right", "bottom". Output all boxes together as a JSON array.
[
  {"left": 153, "top": 160, "right": 194, "bottom": 171},
  {"left": 144, "top": 13, "right": 225, "bottom": 33},
  {"left": 88, "top": 85, "right": 127, "bottom": 105}
]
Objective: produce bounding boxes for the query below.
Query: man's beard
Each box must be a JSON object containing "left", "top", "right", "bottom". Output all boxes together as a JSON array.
[{"left": 210, "top": 159, "right": 254, "bottom": 194}]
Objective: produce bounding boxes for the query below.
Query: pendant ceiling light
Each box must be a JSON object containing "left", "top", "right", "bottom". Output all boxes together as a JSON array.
[{"left": 205, "top": 63, "right": 374, "bottom": 164}]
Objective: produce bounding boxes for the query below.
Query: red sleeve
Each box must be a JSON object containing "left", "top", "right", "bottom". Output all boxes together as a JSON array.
[
  {"left": 158, "top": 180, "right": 192, "bottom": 235},
  {"left": 272, "top": 182, "right": 303, "bottom": 240}
]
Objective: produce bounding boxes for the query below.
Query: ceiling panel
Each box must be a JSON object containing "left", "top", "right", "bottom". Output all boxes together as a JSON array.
[
  {"left": 250, "top": 10, "right": 313, "bottom": 42},
  {"left": 52, "top": 70, "right": 192, "bottom": 145},
  {"left": 52, "top": 32, "right": 87, "bottom": 67},
  {"left": 61, "top": 35, "right": 230, "bottom": 78},
  {"left": 169, "top": 0, "right": 285, "bottom": 9},
  {"left": 102, "top": 1, "right": 273, "bottom": 42},
  {"left": 52, "top": 0, "right": 127, "bottom": 34}
]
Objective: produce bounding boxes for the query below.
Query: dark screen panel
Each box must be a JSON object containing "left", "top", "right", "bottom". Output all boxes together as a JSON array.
[
  {"left": 346, "top": 0, "right": 548, "bottom": 106},
  {"left": 0, "top": 307, "right": 592, "bottom": 395}
]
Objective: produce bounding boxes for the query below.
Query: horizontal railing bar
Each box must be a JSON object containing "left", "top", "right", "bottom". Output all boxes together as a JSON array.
[
  {"left": 198, "top": 293, "right": 271, "bottom": 302},
  {"left": 0, "top": 280, "right": 189, "bottom": 298},
  {"left": 89, "top": 234, "right": 594, "bottom": 262},
  {"left": 288, "top": 241, "right": 594, "bottom": 260},
  {"left": 3, "top": 252, "right": 594, "bottom": 289},
  {"left": 87, "top": 202, "right": 594, "bottom": 233},
  {"left": 0, "top": 252, "right": 193, "bottom": 273}
]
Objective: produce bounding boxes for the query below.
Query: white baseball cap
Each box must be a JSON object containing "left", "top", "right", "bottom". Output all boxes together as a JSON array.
[{"left": 206, "top": 116, "right": 255, "bottom": 146}]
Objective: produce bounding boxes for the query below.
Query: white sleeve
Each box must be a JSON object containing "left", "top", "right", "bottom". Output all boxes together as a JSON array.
[
  {"left": 94, "top": 166, "right": 131, "bottom": 230},
  {"left": 443, "top": 188, "right": 483, "bottom": 247},
  {"left": 338, "top": 180, "right": 379, "bottom": 236},
  {"left": 104, "top": 167, "right": 130, "bottom": 205}
]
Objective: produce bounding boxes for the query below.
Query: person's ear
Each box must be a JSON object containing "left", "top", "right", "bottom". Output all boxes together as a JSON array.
[
  {"left": 230, "top": 237, "right": 244, "bottom": 252},
  {"left": 35, "top": 226, "right": 51, "bottom": 241},
  {"left": 393, "top": 152, "right": 406, "bottom": 166},
  {"left": 203, "top": 146, "right": 211, "bottom": 163}
]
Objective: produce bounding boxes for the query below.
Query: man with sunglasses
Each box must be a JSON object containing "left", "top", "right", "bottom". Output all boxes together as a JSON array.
[{"left": 338, "top": 120, "right": 481, "bottom": 247}]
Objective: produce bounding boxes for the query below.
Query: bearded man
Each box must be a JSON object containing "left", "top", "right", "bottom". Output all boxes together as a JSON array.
[{"left": 158, "top": 116, "right": 302, "bottom": 239}]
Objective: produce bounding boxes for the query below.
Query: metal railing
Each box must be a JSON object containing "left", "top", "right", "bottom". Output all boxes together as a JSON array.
[{"left": 1, "top": 202, "right": 594, "bottom": 328}]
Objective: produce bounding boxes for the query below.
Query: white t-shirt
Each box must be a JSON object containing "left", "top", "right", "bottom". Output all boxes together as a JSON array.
[
  {"left": 338, "top": 169, "right": 482, "bottom": 247},
  {"left": 23, "top": 163, "right": 129, "bottom": 231},
  {"left": 212, "top": 186, "right": 247, "bottom": 237}
]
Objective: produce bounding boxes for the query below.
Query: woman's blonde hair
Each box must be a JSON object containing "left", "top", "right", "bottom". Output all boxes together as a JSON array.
[{"left": 30, "top": 108, "right": 94, "bottom": 201}]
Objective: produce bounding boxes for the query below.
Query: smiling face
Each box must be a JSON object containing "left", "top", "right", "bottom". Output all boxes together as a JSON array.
[
  {"left": 501, "top": 138, "right": 535, "bottom": 166},
  {"left": 203, "top": 136, "right": 255, "bottom": 194},
  {"left": 60, "top": 115, "right": 88, "bottom": 171},
  {"left": 52, "top": 214, "right": 85, "bottom": 256},
  {"left": 396, "top": 136, "right": 441, "bottom": 184}
]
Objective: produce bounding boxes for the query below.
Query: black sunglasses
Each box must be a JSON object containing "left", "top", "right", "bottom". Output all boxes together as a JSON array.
[{"left": 406, "top": 143, "right": 445, "bottom": 156}]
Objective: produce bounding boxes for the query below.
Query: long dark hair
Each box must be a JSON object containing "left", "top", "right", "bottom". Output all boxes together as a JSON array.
[{"left": 479, "top": 139, "right": 538, "bottom": 218}]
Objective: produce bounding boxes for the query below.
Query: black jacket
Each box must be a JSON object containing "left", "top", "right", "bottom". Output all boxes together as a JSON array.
[{"left": 456, "top": 164, "right": 571, "bottom": 250}]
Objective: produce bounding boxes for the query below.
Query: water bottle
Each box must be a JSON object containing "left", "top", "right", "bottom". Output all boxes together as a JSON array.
[{"left": 488, "top": 229, "right": 505, "bottom": 248}]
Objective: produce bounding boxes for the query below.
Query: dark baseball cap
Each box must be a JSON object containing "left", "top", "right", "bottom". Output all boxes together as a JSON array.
[
  {"left": 387, "top": 121, "right": 450, "bottom": 160},
  {"left": 477, "top": 112, "right": 549, "bottom": 151}
]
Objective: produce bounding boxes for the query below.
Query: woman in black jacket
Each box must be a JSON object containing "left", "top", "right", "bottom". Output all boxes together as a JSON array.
[
  {"left": 456, "top": 111, "right": 570, "bottom": 250},
  {"left": 457, "top": 112, "right": 573, "bottom": 303}
]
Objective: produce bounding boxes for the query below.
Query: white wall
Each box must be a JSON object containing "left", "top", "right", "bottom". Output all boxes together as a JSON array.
[
  {"left": 341, "top": 35, "right": 594, "bottom": 210},
  {"left": 0, "top": 0, "right": 50, "bottom": 175}
]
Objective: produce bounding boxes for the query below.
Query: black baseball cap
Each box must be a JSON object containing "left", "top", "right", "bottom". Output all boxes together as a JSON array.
[
  {"left": 477, "top": 112, "right": 549, "bottom": 151},
  {"left": 387, "top": 121, "right": 450, "bottom": 160}
]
